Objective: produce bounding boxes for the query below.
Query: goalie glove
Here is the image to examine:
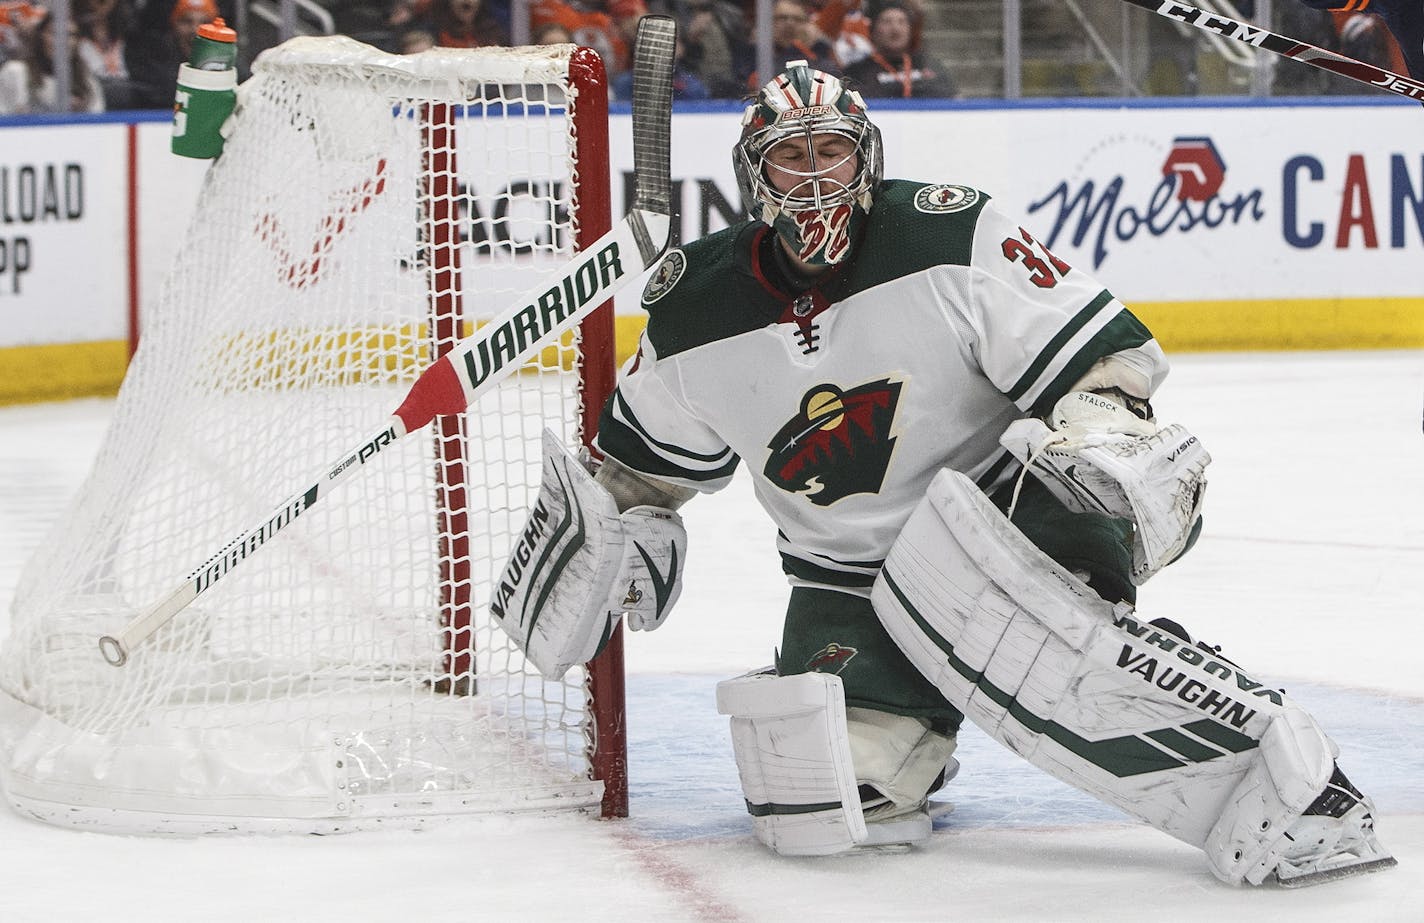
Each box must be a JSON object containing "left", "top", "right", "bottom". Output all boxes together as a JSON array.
[
  {"left": 999, "top": 390, "right": 1210, "bottom": 583},
  {"left": 489, "top": 429, "right": 687, "bottom": 680},
  {"left": 616, "top": 504, "right": 686, "bottom": 632}
]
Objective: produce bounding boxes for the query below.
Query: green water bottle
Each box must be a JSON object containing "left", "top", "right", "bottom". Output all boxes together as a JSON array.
[{"left": 172, "top": 18, "right": 238, "bottom": 159}]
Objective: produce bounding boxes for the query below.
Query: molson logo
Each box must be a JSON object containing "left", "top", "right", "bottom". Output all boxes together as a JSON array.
[
  {"left": 1026, "top": 135, "right": 1265, "bottom": 269},
  {"left": 1027, "top": 133, "right": 1424, "bottom": 269}
]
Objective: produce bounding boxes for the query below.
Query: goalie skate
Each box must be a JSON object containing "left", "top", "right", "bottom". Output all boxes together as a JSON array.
[
  {"left": 856, "top": 756, "right": 959, "bottom": 851},
  {"left": 1272, "top": 766, "right": 1398, "bottom": 888}
]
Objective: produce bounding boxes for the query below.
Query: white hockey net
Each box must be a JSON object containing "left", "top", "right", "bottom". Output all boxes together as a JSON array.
[{"left": 0, "top": 37, "right": 622, "bottom": 833}]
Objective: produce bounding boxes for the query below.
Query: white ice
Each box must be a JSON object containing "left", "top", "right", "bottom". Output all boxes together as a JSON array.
[{"left": 0, "top": 351, "right": 1420, "bottom": 921}]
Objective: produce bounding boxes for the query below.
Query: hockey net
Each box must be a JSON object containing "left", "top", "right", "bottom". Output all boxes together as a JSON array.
[{"left": 0, "top": 37, "right": 627, "bottom": 833}]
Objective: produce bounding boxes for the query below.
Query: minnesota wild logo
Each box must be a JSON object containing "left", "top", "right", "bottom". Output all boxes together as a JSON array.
[
  {"left": 914, "top": 184, "right": 978, "bottom": 214},
  {"left": 807, "top": 643, "right": 858, "bottom": 675},
  {"left": 763, "top": 378, "right": 903, "bottom": 506},
  {"left": 641, "top": 249, "right": 686, "bottom": 305}
]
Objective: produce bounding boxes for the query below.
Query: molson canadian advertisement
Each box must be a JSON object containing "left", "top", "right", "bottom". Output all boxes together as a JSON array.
[
  {"left": 607, "top": 102, "right": 1424, "bottom": 355},
  {"left": 2, "top": 100, "right": 1421, "bottom": 402}
]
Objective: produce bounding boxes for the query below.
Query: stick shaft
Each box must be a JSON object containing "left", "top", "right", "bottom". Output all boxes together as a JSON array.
[
  {"left": 101, "top": 18, "right": 679, "bottom": 667},
  {"left": 1119, "top": 0, "right": 1424, "bottom": 102},
  {"left": 98, "top": 212, "right": 666, "bottom": 666}
]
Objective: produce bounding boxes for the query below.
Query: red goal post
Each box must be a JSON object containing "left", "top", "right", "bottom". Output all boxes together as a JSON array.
[{"left": 0, "top": 37, "right": 628, "bottom": 832}]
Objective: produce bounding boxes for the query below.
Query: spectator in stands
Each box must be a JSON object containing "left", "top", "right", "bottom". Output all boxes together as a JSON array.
[
  {"left": 126, "top": 0, "right": 218, "bottom": 108},
  {"left": 809, "top": 0, "right": 925, "bottom": 67},
  {"left": 612, "top": 32, "right": 709, "bottom": 99},
  {"left": 1, "top": 2, "right": 45, "bottom": 67},
  {"left": 533, "top": 22, "right": 573, "bottom": 44},
  {"left": 387, "top": 0, "right": 511, "bottom": 48},
  {"left": 0, "top": 8, "right": 106, "bottom": 113},
  {"left": 809, "top": 0, "right": 873, "bottom": 67},
  {"left": 743, "top": 0, "right": 840, "bottom": 89},
  {"left": 599, "top": 0, "right": 647, "bottom": 62},
  {"left": 1300, "top": 0, "right": 1422, "bottom": 80},
  {"left": 680, "top": 0, "right": 753, "bottom": 98},
  {"left": 420, "top": 0, "right": 507, "bottom": 49},
  {"left": 399, "top": 27, "right": 436, "bottom": 53},
  {"left": 843, "top": 0, "right": 956, "bottom": 97},
  {"left": 77, "top": 0, "right": 141, "bottom": 108},
  {"left": 529, "top": 0, "right": 632, "bottom": 74},
  {"left": 387, "top": 0, "right": 423, "bottom": 30},
  {"left": 1335, "top": 10, "right": 1406, "bottom": 75}
]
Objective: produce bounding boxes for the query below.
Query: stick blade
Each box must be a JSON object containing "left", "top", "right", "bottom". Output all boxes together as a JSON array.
[{"left": 629, "top": 15, "right": 676, "bottom": 217}]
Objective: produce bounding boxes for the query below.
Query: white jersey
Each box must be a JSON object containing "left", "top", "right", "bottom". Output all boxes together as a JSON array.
[{"left": 595, "top": 181, "right": 1169, "bottom": 595}]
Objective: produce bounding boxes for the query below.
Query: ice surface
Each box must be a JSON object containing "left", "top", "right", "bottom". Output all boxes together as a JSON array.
[{"left": 1, "top": 352, "right": 1420, "bottom": 921}]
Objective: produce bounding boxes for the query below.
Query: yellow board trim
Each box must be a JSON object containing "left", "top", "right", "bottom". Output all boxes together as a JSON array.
[
  {"left": 0, "top": 323, "right": 582, "bottom": 407},
  {"left": 613, "top": 314, "right": 647, "bottom": 367},
  {"left": 5, "top": 298, "right": 1422, "bottom": 407},
  {"left": 1128, "top": 297, "right": 1424, "bottom": 352},
  {"left": 0, "top": 340, "right": 131, "bottom": 405}
]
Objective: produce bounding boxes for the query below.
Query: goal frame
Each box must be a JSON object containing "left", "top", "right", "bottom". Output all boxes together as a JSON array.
[
  {"left": 2, "top": 37, "right": 647, "bottom": 832},
  {"left": 562, "top": 49, "right": 630, "bottom": 820},
  {"left": 423, "top": 51, "right": 628, "bottom": 818},
  {"left": 420, "top": 49, "right": 626, "bottom": 819}
]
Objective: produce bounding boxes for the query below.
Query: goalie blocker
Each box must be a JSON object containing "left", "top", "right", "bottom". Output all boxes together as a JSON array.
[
  {"left": 871, "top": 467, "right": 1397, "bottom": 887},
  {"left": 490, "top": 429, "right": 686, "bottom": 680}
]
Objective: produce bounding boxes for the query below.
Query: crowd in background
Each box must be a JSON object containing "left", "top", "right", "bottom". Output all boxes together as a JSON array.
[
  {"left": 1, "top": 0, "right": 242, "bottom": 113},
  {"left": 0, "top": 0, "right": 1407, "bottom": 115},
  {"left": 0, "top": 0, "right": 1057, "bottom": 114},
  {"left": 365, "top": 0, "right": 960, "bottom": 101}
]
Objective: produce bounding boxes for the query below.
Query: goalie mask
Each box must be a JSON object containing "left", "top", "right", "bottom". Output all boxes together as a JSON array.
[{"left": 734, "top": 60, "right": 883, "bottom": 266}]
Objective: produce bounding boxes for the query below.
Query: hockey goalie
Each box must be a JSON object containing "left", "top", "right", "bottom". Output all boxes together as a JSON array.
[{"left": 489, "top": 60, "right": 1398, "bottom": 886}]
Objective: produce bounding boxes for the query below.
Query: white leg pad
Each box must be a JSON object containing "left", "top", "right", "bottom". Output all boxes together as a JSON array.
[
  {"left": 716, "top": 669, "right": 867, "bottom": 856},
  {"left": 870, "top": 468, "right": 1356, "bottom": 884}
]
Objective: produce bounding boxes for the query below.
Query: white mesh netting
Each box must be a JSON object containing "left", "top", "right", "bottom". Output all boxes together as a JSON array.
[{"left": 0, "top": 37, "right": 614, "bottom": 833}]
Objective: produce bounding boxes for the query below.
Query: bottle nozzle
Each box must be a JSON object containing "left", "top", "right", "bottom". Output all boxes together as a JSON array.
[{"left": 198, "top": 17, "right": 237, "bottom": 43}]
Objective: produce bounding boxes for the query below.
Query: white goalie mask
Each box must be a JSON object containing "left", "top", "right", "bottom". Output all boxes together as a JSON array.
[{"left": 734, "top": 60, "right": 883, "bottom": 267}]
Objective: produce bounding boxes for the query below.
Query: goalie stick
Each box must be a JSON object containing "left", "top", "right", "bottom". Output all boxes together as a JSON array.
[
  {"left": 1115, "top": 0, "right": 1424, "bottom": 103},
  {"left": 98, "top": 16, "right": 678, "bottom": 667}
]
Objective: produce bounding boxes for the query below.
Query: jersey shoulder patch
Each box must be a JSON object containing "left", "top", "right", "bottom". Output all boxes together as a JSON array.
[
  {"left": 642, "top": 224, "right": 744, "bottom": 316},
  {"left": 641, "top": 248, "right": 687, "bottom": 305},
  {"left": 912, "top": 183, "right": 982, "bottom": 214},
  {"left": 845, "top": 180, "right": 990, "bottom": 290},
  {"left": 876, "top": 178, "right": 990, "bottom": 218},
  {"left": 640, "top": 221, "right": 777, "bottom": 359}
]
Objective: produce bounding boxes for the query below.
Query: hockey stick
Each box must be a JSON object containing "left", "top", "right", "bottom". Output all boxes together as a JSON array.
[
  {"left": 99, "top": 16, "right": 678, "bottom": 667},
  {"left": 1117, "top": 0, "right": 1424, "bottom": 103}
]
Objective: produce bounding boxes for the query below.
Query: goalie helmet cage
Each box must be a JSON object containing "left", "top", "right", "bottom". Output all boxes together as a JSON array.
[{"left": 0, "top": 36, "right": 629, "bottom": 834}]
